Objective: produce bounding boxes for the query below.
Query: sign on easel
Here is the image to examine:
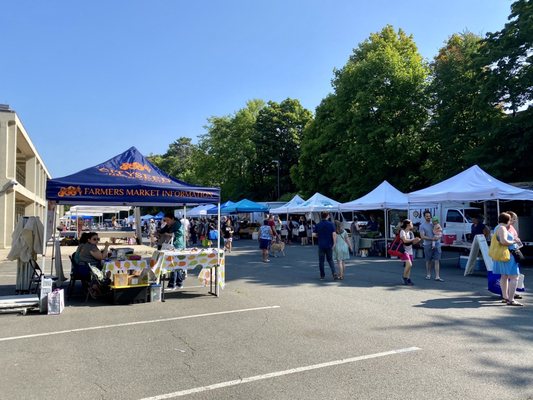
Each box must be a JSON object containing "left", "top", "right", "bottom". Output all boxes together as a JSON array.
[{"left": 464, "top": 235, "right": 493, "bottom": 275}]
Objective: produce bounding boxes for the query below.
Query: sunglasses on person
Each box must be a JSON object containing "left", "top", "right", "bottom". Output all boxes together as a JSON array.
[{"left": 92, "top": 237, "right": 100, "bottom": 242}]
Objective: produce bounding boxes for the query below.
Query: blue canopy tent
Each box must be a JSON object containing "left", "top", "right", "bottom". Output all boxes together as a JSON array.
[
  {"left": 153, "top": 211, "right": 165, "bottom": 220},
  {"left": 44, "top": 147, "right": 221, "bottom": 273},
  {"left": 141, "top": 214, "right": 155, "bottom": 221},
  {"left": 207, "top": 200, "right": 235, "bottom": 215},
  {"left": 46, "top": 146, "right": 220, "bottom": 206},
  {"left": 223, "top": 199, "right": 268, "bottom": 213}
]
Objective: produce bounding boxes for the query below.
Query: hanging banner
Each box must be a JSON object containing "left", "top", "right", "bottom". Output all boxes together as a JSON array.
[{"left": 46, "top": 200, "right": 57, "bottom": 243}]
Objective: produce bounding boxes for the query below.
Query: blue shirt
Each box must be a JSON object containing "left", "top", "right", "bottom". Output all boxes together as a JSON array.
[
  {"left": 315, "top": 219, "right": 335, "bottom": 249},
  {"left": 471, "top": 222, "right": 486, "bottom": 236},
  {"left": 367, "top": 219, "right": 379, "bottom": 231}
]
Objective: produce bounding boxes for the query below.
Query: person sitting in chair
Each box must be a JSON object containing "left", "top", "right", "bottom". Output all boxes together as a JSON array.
[{"left": 77, "top": 232, "right": 110, "bottom": 269}]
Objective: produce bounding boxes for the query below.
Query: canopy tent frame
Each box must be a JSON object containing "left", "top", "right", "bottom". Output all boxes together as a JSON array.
[
  {"left": 340, "top": 181, "right": 410, "bottom": 258},
  {"left": 44, "top": 147, "right": 221, "bottom": 292}
]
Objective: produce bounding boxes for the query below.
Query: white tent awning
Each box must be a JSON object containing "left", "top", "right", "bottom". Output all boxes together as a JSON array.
[
  {"left": 408, "top": 165, "right": 533, "bottom": 203},
  {"left": 290, "top": 193, "right": 340, "bottom": 213},
  {"left": 339, "top": 181, "right": 408, "bottom": 211},
  {"left": 269, "top": 195, "right": 306, "bottom": 214}
]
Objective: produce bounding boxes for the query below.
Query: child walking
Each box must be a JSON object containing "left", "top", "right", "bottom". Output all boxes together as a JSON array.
[{"left": 333, "top": 220, "right": 352, "bottom": 280}]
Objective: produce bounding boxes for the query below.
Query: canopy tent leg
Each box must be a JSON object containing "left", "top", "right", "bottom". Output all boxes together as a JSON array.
[
  {"left": 48, "top": 206, "right": 57, "bottom": 274},
  {"left": 216, "top": 202, "right": 221, "bottom": 297},
  {"left": 384, "top": 209, "right": 389, "bottom": 258},
  {"left": 134, "top": 207, "right": 142, "bottom": 245}
]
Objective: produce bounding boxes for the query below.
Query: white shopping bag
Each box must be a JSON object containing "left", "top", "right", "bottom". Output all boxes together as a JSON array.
[
  {"left": 47, "top": 289, "right": 65, "bottom": 315},
  {"left": 517, "top": 274, "right": 526, "bottom": 292}
]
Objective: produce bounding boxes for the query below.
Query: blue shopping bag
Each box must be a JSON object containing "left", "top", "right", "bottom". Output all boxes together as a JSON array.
[
  {"left": 488, "top": 271, "right": 502, "bottom": 295},
  {"left": 208, "top": 230, "right": 218, "bottom": 240}
]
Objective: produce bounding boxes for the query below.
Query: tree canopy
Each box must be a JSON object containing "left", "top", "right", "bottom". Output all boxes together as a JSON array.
[
  {"left": 297, "top": 25, "right": 429, "bottom": 200},
  {"left": 149, "top": 1, "right": 532, "bottom": 201}
]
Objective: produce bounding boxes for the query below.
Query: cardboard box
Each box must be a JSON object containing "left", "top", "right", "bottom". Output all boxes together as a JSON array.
[
  {"left": 47, "top": 289, "right": 64, "bottom": 315},
  {"left": 113, "top": 273, "right": 128, "bottom": 287},
  {"left": 128, "top": 275, "right": 140, "bottom": 286}
]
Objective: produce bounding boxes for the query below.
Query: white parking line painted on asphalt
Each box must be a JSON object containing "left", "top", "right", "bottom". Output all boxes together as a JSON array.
[
  {"left": 0, "top": 305, "right": 281, "bottom": 342},
  {"left": 139, "top": 347, "right": 421, "bottom": 400}
]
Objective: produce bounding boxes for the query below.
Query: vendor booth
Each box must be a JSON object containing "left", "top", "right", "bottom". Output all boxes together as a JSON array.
[
  {"left": 407, "top": 165, "right": 533, "bottom": 296},
  {"left": 340, "top": 180, "right": 409, "bottom": 257},
  {"left": 408, "top": 165, "right": 533, "bottom": 204},
  {"left": 45, "top": 146, "right": 223, "bottom": 302}
]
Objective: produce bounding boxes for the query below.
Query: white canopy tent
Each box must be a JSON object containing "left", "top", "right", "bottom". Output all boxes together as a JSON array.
[
  {"left": 290, "top": 192, "right": 340, "bottom": 214},
  {"left": 69, "top": 205, "right": 133, "bottom": 214},
  {"left": 269, "top": 195, "right": 306, "bottom": 214},
  {"left": 340, "top": 181, "right": 409, "bottom": 257},
  {"left": 339, "top": 181, "right": 408, "bottom": 211},
  {"left": 187, "top": 204, "right": 216, "bottom": 218},
  {"left": 408, "top": 165, "right": 533, "bottom": 209}
]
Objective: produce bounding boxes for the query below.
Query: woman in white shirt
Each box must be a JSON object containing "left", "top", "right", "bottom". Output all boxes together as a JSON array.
[{"left": 400, "top": 219, "right": 421, "bottom": 285}]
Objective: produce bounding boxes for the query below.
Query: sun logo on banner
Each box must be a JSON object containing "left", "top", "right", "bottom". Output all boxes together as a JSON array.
[
  {"left": 119, "top": 162, "right": 151, "bottom": 172},
  {"left": 57, "top": 186, "right": 82, "bottom": 197}
]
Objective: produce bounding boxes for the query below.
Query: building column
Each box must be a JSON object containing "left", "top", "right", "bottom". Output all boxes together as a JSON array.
[{"left": 0, "top": 120, "right": 17, "bottom": 248}]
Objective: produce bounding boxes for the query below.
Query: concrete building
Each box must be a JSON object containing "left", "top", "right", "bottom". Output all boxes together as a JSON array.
[{"left": 0, "top": 104, "right": 51, "bottom": 249}]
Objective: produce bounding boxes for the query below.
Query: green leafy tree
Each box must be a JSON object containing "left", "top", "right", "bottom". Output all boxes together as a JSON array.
[
  {"left": 251, "top": 98, "right": 313, "bottom": 200},
  {"left": 424, "top": 32, "right": 502, "bottom": 182},
  {"left": 474, "top": 0, "right": 533, "bottom": 180},
  {"left": 149, "top": 137, "right": 198, "bottom": 183},
  {"left": 478, "top": 0, "right": 532, "bottom": 114},
  {"left": 194, "top": 100, "right": 264, "bottom": 200},
  {"left": 297, "top": 25, "right": 429, "bottom": 199},
  {"left": 293, "top": 95, "right": 339, "bottom": 197}
]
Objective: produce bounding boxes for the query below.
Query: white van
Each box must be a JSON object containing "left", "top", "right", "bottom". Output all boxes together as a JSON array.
[{"left": 409, "top": 205, "right": 483, "bottom": 242}]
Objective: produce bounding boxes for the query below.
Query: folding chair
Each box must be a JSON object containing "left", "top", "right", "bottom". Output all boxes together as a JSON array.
[
  {"left": 28, "top": 258, "right": 58, "bottom": 294},
  {"left": 67, "top": 253, "right": 91, "bottom": 300}
]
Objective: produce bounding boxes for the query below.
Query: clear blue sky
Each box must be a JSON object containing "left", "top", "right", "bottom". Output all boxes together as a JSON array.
[{"left": 1, "top": 0, "right": 512, "bottom": 178}]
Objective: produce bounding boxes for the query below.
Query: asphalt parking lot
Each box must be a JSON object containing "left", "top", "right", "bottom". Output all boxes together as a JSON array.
[{"left": 0, "top": 240, "right": 531, "bottom": 400}]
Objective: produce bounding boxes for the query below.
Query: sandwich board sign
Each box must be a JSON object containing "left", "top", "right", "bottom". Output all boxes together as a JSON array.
[{"left": 464, "top": 234, "right": 493, "bottom": 276}]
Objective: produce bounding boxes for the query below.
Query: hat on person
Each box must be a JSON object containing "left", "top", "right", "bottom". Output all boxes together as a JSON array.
[
  {"left": 432, "top": 217, "right": 439, "bottom": 223},
  {"left": 150, "top": 219, "right": 154, "bottom": 222}
]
